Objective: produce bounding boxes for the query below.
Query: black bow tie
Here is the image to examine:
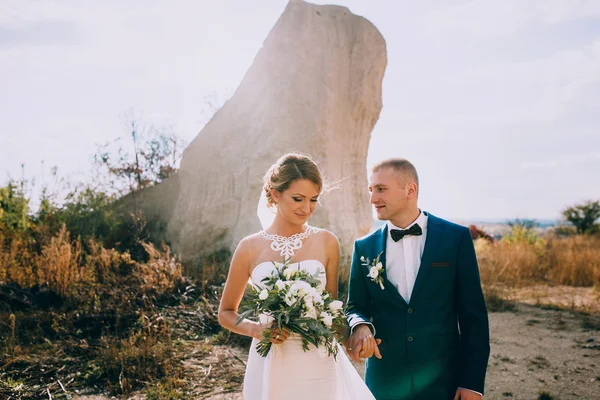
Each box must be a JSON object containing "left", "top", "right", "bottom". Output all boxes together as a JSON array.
[{"left": 390, "top": 224, "right": 423, "bottom": 242}]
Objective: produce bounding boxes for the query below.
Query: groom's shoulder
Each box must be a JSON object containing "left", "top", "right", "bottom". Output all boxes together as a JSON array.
[
  {"left": 354, "top": 225, "right": 384, "bottom": 246},
  {"left": 428, "top": 213, "right": 469, "bottom": 235}
]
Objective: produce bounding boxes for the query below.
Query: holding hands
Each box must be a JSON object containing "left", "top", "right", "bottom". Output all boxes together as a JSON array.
[{"left": 346, "top": 324, "right": 382, "bottom": 363}]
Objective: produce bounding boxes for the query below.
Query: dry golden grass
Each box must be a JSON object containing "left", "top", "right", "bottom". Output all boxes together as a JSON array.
[
  {"left": 0, "top": 225, "right": 91, "bottom": 298},
  {"left": 0, "top": 223, "right": 188, "bottom": 398},
  {"left": 139, "top": 242, "right": 184, "bottom": 294},
  {"left": 545, "top": 235, "right": 600, "bottom": 286},
  {"left": 187, "top": 249, "right": 231, "bottom": 293},
  {"left": 0, "top": 230, "right": 36, "bottom": 288},
  {"left": 199, "top": 258, "right": 222, "bottom": 293},
  {"left": 86, "top": 239, "right": 135, "bottom": 285},
  {"left": 35, "top": 225, "right": 88, "bottom": 298},
  {"left": 90, "top": 313, "right": 177, "bottom": 396},
  {"left": 0, "top": 223, "right": 185, "bottom": 308},
  {"left": 476, "top": 235, "right": 600, "bottom": 288}
]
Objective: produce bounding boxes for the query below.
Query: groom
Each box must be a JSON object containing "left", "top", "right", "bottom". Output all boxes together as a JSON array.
[{"left": 345, "top": 158, "right": 490, "bottom": 400}]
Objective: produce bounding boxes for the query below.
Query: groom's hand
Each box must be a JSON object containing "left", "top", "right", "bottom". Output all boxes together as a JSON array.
[{"left": 347, "top": 324, "right": 382, "bottom": 363}]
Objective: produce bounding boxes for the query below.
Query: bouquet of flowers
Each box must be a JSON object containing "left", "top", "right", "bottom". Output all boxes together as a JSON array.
[{"left": 236, "top": 259, "right": 346, "bottom": 359}]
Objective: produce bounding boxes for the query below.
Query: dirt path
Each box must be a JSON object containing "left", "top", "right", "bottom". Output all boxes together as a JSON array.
[{"left": 485, "top": 304, "right": 599, "bottom": 399}]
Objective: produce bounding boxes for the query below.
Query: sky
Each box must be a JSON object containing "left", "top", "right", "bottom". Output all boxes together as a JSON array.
[{"left": 1, "top": 0, "right": 599, "bottom": 221}]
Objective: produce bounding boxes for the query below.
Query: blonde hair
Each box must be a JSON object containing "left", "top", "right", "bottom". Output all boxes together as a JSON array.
[
  {"left": 372, "top": 158, "right": 419, "bottom": 192},
  {"left": 263, "top": 153, "right": 323, "bottom": 207}
]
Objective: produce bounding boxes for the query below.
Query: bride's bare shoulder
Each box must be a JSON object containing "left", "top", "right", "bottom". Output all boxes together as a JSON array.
[
  {"left": 231, "top": 232, "right": 266, "bottom": 264},
  {"left": 235, "top": 231, "right": 265, "bottom": 250},
  {"left": 245, "top": 231, "right": 266, "bottom": 241},
  {"left": 313, "top": 228, "right": 340, "bottom": 246}
]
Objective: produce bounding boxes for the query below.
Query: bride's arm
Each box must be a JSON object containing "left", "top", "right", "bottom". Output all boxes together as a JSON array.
[
  {"left": 324, "top": 232, "right": 350, "bottom": 339},
  {"left": 324, "top": 231, "right": 340, "bottom": 299},
  {"left": 217, "top": 238, "right": 262, "bottom": 340}
]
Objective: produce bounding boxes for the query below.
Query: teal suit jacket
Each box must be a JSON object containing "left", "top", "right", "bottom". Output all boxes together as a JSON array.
[{"left": 346, "top": 213, "right": 490, "bottom": 400}]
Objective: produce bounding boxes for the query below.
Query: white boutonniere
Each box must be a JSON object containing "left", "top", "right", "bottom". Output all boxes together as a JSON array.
[{"left": 361, "top": 251, "right": 385, "bottom": 290}]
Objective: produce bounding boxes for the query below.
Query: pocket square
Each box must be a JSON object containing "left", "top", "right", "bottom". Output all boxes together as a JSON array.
[{"left": 431, "top": 262, "right": 451, "bottom": 267}]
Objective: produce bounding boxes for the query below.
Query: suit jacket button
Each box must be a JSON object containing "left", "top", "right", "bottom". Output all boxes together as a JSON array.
[
  {"left": 407, "top": 308, "right": 413, "bottom": 313},
  {"left": 408, "top": 336, "right": 413, "bottom": 342}
]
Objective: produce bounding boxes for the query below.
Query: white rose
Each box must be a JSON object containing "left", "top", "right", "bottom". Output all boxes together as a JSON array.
[
  {"left": 259, "top": 289, "right": 269, "bottom": 300},
  {"left": 303, "top": 305, "right": 318, "bottom": 320},
  {"left": 304, "top": 296, "right": 314, "bottom": 308},
  {"left": 368, "top": 266, "right": 379, "bottom": 279},
  {"left": 285, "top": 295, "right": 296, "bottom": 307},
  {"left": 283, "top": 264, "right": 300, "bottom": 280},
  {"left": 289, "top": 281, "right": 311, "bottom": 296},
  {"left": 313, "top": 293, "right": 324, "bottom": 305},
  {"left": 320, "top": 311, "right": 333, "bottom": 328},
  {"left": 329, "top": 300, "right": 343, "bottom": 311},
  {"left": 375, "top": 262, "right": 383, "bottom": 269},
  {"left": 306, "top": 287, "right": 323, "bottom": 304},
  {"left": 275, "top": 280, "right": 286, "bottom": 291}
]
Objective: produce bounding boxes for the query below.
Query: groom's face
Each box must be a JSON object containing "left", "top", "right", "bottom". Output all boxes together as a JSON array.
[{"left": 368, "top": 167, "right": 410, "bottom": 221}]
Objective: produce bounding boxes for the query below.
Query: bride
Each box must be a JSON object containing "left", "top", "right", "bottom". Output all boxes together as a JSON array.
[{"left": 218, "top": 153, "right": 375, "bottom": 399}]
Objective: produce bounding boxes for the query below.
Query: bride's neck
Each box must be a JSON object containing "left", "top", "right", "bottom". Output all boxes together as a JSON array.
[{"left": 267, "top": 215, "right": 306, "bottom": 237}]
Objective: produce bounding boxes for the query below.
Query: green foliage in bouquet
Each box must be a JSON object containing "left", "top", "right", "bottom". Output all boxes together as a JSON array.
[{"left": 236, "top": 259, "right": 347, "bottom": 359}]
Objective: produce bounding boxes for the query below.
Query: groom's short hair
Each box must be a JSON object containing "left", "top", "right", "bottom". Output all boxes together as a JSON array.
[{"left": 372, "top": 158, "right": 419, "bottom": 190}]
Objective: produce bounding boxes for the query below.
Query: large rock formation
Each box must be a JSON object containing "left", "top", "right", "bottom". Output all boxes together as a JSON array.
[{"left": 167, "top": 0, "right": 387, "bottom": 261}]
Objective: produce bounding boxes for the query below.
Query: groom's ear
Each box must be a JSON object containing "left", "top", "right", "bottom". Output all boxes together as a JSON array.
[{"left": 407, "top": 182, "right": 418, "bottom": 199}]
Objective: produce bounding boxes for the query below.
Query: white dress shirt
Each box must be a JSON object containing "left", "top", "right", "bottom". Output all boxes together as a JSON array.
[{"left": 386, "top": 211, "right": 428, "bottom": 303}]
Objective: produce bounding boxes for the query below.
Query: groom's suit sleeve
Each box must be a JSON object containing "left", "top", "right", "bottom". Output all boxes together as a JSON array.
[
  {"left": 345, "top": 241, "right": 374, "bottom": 333},
  {"left": 456, "top": 227, "right": 491, "bottom": 395}
]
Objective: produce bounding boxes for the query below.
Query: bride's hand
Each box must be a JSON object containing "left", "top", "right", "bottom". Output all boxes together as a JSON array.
[
  {"left": 260, "top": 325, "right": 291, "bottom": 344},
  {"left": 347, "top": 324, "right": 382, "bottom": 362},
  {"left": 269, "top": 326, "right": 291, "bottom": 344}
]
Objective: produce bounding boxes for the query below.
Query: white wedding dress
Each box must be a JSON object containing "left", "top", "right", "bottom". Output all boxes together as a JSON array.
[{"left": 243, "top": 259, "right": 375, "bottom": 400}]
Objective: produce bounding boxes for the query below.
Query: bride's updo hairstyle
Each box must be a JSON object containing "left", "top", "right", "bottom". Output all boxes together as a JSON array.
[{"left": 263, "top": 153, "right": 323, "bottom": 207}]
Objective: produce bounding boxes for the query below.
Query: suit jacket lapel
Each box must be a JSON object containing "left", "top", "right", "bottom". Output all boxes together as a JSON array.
[
  {"left": 410, "top": 213, "right": 444, "bottom": 304},
  {"left": 375, "top": 225, "right": 408, "bottom": 308},
  {"left": 376, "top": 224, "right": 387, "bottom": 272}
]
